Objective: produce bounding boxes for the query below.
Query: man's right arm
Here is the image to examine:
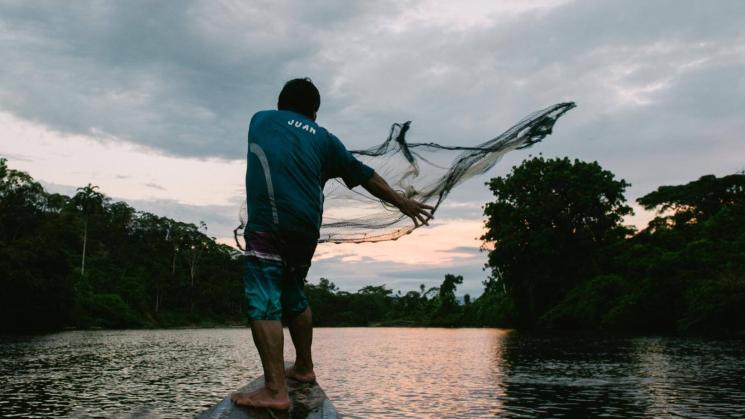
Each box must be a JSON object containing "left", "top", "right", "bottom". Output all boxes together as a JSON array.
[{"left": 362, "top": 172, "right": 434, "bottom": 227}]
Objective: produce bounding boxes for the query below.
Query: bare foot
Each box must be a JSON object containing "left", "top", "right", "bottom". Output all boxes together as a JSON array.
[
  {"left": 230, "top": 386, "right": 291, "bottom": 410},
  {"left": 285, "top": 364, "right": 316, "bottom": 383}
]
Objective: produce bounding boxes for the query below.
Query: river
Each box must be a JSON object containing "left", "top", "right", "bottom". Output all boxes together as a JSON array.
[{"left": 1, "top": 328, "right": 744, "bottom": 417}]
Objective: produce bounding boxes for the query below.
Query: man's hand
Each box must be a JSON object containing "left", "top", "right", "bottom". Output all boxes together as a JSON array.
[
  {"left": 396, "top": 197, "right": 434, "bottom": 227},
  {"left": 362, "top": 172, "right": 435, "bottom": 227}
]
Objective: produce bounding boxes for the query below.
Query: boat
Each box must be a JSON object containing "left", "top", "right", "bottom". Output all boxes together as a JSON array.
[{"left": 197, "top": 372, "right": 339, "bottom": 419}]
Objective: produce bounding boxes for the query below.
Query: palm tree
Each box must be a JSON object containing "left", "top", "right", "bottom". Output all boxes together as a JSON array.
[
  {"left": 182, "top": 221, "right": 208, "bottom": 313},
  {"left": 72, "top": 184, "right": 105, "bottom": 276}
]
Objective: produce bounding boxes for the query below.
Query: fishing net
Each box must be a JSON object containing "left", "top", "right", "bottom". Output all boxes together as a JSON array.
[{"left": 235, "top": 102, "right": 575, "bottom": 247}]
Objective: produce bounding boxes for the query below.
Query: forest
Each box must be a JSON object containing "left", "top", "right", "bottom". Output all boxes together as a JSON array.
[{"left": 1, "top": 156, "right": 743, "bottom": 335}]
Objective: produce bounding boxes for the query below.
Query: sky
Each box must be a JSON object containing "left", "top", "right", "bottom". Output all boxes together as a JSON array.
[{"left": 2, "top": 0, "right": 744, "bottom": 296}]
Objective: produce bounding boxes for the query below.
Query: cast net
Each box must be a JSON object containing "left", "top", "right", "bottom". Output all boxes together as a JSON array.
[{"left": 235, "top": 102, "right": 575, "bottom": 247}]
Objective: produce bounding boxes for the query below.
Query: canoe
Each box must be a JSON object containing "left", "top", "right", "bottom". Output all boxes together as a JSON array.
[{"left": 197, "top": 372, "right": 339, "bottom": 419}]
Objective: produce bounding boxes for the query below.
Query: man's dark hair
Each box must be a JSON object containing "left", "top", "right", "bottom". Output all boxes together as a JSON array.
[{"left": 277, "top": 78, "right": 320, "bottom": 119}]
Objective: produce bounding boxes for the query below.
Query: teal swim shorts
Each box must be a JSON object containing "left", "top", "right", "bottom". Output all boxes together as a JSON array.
[{"left": 242, "top": 231, "right": 317, "bottom": 321}]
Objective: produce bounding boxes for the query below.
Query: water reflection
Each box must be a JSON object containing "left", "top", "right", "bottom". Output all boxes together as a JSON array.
[
  {"left": 1, "top": 329, "right": 744, "bottom": 417},
  {"left": 314, "top": 328, "right": 511, "bottom": 417},
  {"left": 496, "top": 333, "right": 652, "bottom": 417},
  {"left": 493, "top": 332, "right": 745, "bottom": 418},
  {"left": 631, "top": 337, "right": 745, "bottom": 417},
  {"left": 0, "top": 330, "right": 259, "bottom": 417}
]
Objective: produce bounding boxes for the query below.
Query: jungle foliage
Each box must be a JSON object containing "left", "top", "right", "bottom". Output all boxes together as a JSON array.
[
  {"left": 0, "top": 158, "right": 244, "bottom": 332},
  {"left": 2, "top": 156, "right": 743, "bottom": 335},
  {"left": 482, "top": 157, "right": 745, "bottom": 335}
]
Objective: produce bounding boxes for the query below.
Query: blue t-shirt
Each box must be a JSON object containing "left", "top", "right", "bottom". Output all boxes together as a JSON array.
[{"left": 245, "top": 110, "right": 374, "bottom": 239}]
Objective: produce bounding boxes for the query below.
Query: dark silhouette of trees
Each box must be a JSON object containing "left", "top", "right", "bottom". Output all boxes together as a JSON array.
[
  {"left": 482, "top": 158, "right": 745, "bottom": 335},
  {"left": 2, "top": 156, "right": 743, "bottom": 335},
  {"left": 481, "top": 157, "right": 632, "bottom": 327},
  {"left": 304, "top": 274, "right": 465, "bottom": 327},
  {"left": 0, "top": 158, "right": 244, "bottom": 332},
  {"left": 638, "top": 173, "right": 745, "bottom": 228},
  {"left": 622, "top": 173, "right": 745, "bottom": 333}
]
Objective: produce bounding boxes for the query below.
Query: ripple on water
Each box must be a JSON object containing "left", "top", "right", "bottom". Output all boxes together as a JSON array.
[{"left": 1, "top": 329, "right": 744, "bottom": 417}]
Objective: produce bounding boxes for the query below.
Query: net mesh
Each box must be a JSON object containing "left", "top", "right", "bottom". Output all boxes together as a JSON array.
[{"left": 236, "top": 102, "right": 575, "bottom": 247}]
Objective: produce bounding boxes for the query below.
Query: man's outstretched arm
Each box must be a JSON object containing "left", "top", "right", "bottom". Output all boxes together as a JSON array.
[{"left": 362, "top": 172, "right": 434, "bottom": 227}]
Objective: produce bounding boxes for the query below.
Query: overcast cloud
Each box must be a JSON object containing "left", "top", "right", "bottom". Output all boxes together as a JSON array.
[{"left": 2, "top": 0, "right": 744, "bottom": 295}]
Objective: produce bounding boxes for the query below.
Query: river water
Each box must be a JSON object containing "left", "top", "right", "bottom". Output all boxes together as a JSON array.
[{"left": 1, "top": 328, "right": 744, "bottom": 418}]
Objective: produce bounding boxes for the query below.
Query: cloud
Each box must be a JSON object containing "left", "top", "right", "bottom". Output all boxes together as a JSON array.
[
  {"left": 38, "top": 180, "right": 78, "bottom": 197},
  {"left": 3, "top": 0, "right": 741, "bottom": 190},
  {"left": 128, "top": 198, "right": 236, "bottom": 240},
  {"left": 40, "top": 179, "right": 237, "bottom": 240},
  {"left": 0, "top": 1, "right": 401, "bottom": 159},
  {"left": 438, "top": 246, "right": 483, "bottom": 255},
  {"left": 309, "top": 251, "right": 489, "bottom": 296},
  {"left": 0, "top": 152, "right": 32, "bottom": 162},
  {"left": 144, "top": 182, "right": 166, "bottom": 191}
]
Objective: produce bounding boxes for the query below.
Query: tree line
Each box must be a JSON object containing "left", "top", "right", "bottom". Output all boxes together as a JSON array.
[
  {"left": 2, "top": 156, "right": 743, "bottom": 334},
  {"left": 480, "top": 157, "right": 745, "bottom": 335},
  {"left": 0, "top": 158, "right": 244, "bottom": 331}
]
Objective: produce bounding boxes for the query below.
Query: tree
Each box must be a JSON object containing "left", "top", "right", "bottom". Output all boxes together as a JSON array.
[
  {"left": 632, "top": 173, "right": 745, "bottom": 333},
  {"left": 638, "top": 173, "right": 745, "bottom": 230},
  {"left": 71, "top": 184, "right": 107, "bottom": 276},
  {"left": 438, "top": 274, "right": 463, "bottom": 310},
  {"left": 0, "top": 158, "right": 46, "bottom": 241},
  {"left": 318, "top": 278, "right": 338, "bottom": 292},
  {"left": 430, "top": 274, "right": 464, "bottom": 326},
  {"left": 482, "top": 157, "right": 632, "bottom": 326},
  {"left": 0, "top": 159, "right": 74, "bottom": 331}
]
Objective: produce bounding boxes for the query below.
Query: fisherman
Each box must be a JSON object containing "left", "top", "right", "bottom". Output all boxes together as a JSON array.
[{"left": 231, "top": 78, "right": 433, "bottom": 409}]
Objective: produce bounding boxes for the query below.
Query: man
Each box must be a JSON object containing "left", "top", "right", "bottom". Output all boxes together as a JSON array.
[{"left": 231, "top": 78, "right": 433, "bottom": 410}]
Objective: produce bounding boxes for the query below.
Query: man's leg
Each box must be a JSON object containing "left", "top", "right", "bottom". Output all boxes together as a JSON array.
[
  {"left": 230, "top": 319, "right": 291, "bottom": 409},
  {"left": 286, "top": 306, "right": 316, "bottom": 382},
  {"left": 231, "top": 253, "right": 290, "bottom": 410}
]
